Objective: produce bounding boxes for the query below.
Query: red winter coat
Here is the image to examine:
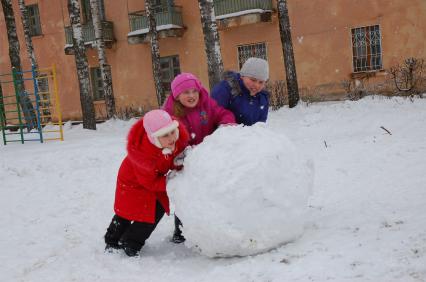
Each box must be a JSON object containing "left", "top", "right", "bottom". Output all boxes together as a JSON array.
[{"left": 114, "top": 118, "right": 189, "bottom": 223}]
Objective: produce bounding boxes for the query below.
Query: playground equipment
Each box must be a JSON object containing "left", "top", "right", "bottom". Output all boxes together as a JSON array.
[{"left": 0, "top": 65, "right": 63, "bottom": 145}]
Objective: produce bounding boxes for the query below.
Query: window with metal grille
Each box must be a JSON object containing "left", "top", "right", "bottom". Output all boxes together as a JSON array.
[
  {"left": 351, "top": 25, "right": 383, "bottom": 72},
  {"left": 90, "top": 67, "right": 104, "bottom": 101},
  {"left": 27, "top": 4, "right": 42, "bottom": 36},
  {"left": 237, "top": 42, "right": 268, "bottom": 69},
  {"left": 36, "top": 76, "right": 51, "bottom": 119},
  {"left": 160, "top": 55, "right": 181, "bottom": 92}
]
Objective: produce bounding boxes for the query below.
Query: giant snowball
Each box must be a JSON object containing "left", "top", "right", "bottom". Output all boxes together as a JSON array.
[{"left": 167, "top": 123, "right": 314, "bottom": 257}]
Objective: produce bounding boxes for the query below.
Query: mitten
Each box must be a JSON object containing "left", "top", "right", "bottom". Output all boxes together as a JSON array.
[{"left": 173, "top": 145, "right": 192, "bottom": 166}]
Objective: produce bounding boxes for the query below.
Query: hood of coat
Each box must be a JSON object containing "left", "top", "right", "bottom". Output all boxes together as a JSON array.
[{"left": 126, "top": 118, "right": 190, "bottom": 167}]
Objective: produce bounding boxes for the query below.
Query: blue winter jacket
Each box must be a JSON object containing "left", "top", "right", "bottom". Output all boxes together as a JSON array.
[{"left": 211, "top": 72, "right": 269, "bottom": 126}]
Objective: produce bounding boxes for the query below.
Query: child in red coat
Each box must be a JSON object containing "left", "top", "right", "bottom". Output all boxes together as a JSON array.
[{"left": 104, "top": 109, "right": 189, "bottom": 257}]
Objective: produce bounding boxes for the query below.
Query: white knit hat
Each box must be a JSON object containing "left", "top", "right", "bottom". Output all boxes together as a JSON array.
[{"left": 239, "top": 57, "right": 269, "bottom": 81}]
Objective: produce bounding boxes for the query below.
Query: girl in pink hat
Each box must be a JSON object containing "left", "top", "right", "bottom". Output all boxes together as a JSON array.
[
  {"left": 163, "top": 72, "right": 236, "bottom": 146},
  {"left": 163, "top": 72, "right": 236, "bottom": 243},
  {"left": 104, "top": 109, "right": 189, "bottom": 257}
]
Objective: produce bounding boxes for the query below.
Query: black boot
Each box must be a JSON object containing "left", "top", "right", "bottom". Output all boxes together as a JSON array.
[
  {"left": 171, "top": 215, "right": 185, "bottom": 244},
  {"left": 119, "top": 240, "right": 142, "bottom": 257},
  {"left": 104, "top": 215, "right": 130, "bottom": 251}
]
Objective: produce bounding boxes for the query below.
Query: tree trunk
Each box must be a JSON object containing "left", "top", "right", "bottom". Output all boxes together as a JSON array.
[
  {"left": 67, "top": 0, "right": 96, "bottom": 129},
  {"left": 277, "top": 0, "right": 300, "bottom": 108},
  {"left": 198, "top": 0, "right": 223, "bottom": 89},
  {"left": 89, "top": 0, "right": 116, "bottom": 119},
  {"left": 1, "top": 0, "right": 37, "bottom": 130},
  {"left": 17, "top": 0, "right": 38, "bottom": 70},
  {"left": 146, "top": 0, "right": 165, "bottom": 107}
]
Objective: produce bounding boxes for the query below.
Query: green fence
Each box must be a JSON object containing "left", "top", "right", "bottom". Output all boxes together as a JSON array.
[
  {"left": 129, "top": 5, "right": 183, "bottom": 32},
  {"left": 65, "top": 21, "right": 114, "bottom": 45}
]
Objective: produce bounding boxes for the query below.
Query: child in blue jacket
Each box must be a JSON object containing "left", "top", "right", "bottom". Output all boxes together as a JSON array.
[{"left": 211, "top": 57, "right": 270, "bottom": 125}]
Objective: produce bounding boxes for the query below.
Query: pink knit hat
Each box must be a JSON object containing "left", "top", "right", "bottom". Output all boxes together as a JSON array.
[
  {"left": 171, "top": 73, "right": 204, "bottom": 99},
  {"left": 143, "top": 109, "right": 179, "bottom": 148}
]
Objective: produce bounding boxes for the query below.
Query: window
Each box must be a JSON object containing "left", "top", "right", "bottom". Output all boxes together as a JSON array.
[
  {"left": 36, "top": 76, "right": 52, "bottom": 120},
  {"left": 27, "top": 4, "right": 42, "bottom": 36},
  {"left": 237, "top": 42, "right": 268, "bottom": 69},
  {"left": 160, "top": 55, "right": 181, "bottom": 92},
  {"left": 90, "top": 67, "right": 104, "bottom": 101},
  {"left": 82, "top": 0, "right": 105, "bottom": 23},
  {"left": 351, "top": 25, "right": 383, "bottom": 72}
]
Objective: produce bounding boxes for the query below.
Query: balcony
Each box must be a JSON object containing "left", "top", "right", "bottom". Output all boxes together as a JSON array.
[
  {"left": 214, "top": 0, "right": 273, "bottom": 29},
  {"left": 64, "top": 21, "right": 114, "bottom": 55},
  {"left": 127, "top": 5, "right": 185, "bottom": 44}
]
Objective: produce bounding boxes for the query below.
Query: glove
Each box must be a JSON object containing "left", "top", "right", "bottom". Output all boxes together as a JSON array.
[
  {"left": 166, "top": 170, "right": 177, "bottom": 182},
  {"left": 173, "top": 146, "right": 192, "bottom": 166}
]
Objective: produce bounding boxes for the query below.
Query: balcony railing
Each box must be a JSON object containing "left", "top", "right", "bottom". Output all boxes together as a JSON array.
[
  {"left": 128, "top": 5, "right": 183, "bottom": 32},
  {"left": 214, "top": 0, "right": 273, "bottom": 17},
  {"left": 65, "top": 21, "right": 114, "bottom": 45}
]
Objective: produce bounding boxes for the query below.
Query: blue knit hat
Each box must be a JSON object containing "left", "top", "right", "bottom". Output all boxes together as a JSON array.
[{"left": 239, "top": 57, "right": 269, "bottom": 81}]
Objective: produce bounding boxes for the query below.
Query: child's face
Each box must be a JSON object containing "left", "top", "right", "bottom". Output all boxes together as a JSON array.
[
  {"left": 241, "top": 76, "right": 266, "bottom": 96},
  {"left": 158, "top": 129, "right": 178, "bottom": 151},
  {"left": 177, "top": 88, "right": 199, "bottom": 108}
]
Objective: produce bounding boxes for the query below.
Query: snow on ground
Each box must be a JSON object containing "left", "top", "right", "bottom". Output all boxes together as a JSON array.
[{"left": 1, "top": 96, "right": 426, "bottom": 282}]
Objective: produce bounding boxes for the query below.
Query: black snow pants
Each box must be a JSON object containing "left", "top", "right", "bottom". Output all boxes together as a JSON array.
[{"left": 104, "top": 201, "right": 165, "bottom": 256}]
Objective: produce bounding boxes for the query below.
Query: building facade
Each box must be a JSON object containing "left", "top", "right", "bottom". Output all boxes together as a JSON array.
[{"left": 0, "top": 0, "right": 425, "bottom": 120}]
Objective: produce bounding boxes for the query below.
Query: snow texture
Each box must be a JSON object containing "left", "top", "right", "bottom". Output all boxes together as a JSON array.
[
  {"left": 1, "top": 97, "right": 426, "bottom": 282},
  {"left": 168, "top": 124, "right": 314, "bottom": 257}
]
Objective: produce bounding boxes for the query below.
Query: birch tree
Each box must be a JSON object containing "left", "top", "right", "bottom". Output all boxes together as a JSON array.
[
  {"left": 277, "top": 0, "right": 300, "bottom": 108},
  {"left": 1, "top": 0, "right": 37, "bottom": 129},
  {"left": 198, "top": 0, "right": 223, "bottom": 89},
  {"left": 18, "top": 0, "right": 51, "bottom": 121},
  {"left": 18, "top": 0, "right": 38, "bottom": 70},
  {"left": 146, "top": 0, "right": 165, "bottom": 106},
  {"left": 67, "top": 0, "right": 96, "bottom": 129},
  {"left": 89, "top": 0, "right": 116, "bottom": 118}
]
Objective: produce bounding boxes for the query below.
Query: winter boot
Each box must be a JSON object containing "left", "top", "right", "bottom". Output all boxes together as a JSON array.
[
  {"left": 171, "top": 215, "right": 185, "bottom": 244},
  {"left": 104, "top": 215, "right": 130, "bottom": 251},
  {"left": 119, "top": 239, "right": 143, "bottom": 257}
]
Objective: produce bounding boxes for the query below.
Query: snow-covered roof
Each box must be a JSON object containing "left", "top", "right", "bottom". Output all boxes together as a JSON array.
[
  {"left": 215, "top": 9, "right": 272, "bottom": 20},
  {"left": 127, "top": 24, "right": 183, "bottom": 37}
]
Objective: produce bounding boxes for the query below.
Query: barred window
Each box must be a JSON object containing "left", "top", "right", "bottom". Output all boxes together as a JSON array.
[
  {"left": 351, "top": 25, "right": 383, "bottom": 72},
  {"left": 237, "top": 42, "right": 268, "bottom": 69},
  {"left": 36, "top": 76, "right": 51, "bottom": 118},
  {"left": 90, "top": 67, "right": 104, "bottom": 101},
  {"left": 27, "top": 4, "right": 42, "bottom": 36},
  {"left": 160, "top": 55, "right": 181, "bottom": 92},
  {"left": 37, "top": 77, "right": 49, "bottom": 93}
]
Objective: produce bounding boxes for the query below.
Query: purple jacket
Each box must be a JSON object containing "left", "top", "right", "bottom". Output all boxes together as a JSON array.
[{"left": 163, "top": 90, "right": 235, "bottom": 145}]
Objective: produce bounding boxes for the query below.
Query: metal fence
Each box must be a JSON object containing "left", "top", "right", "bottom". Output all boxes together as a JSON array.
[
  {"left": 214, "top": 0, "right": 272, "bottom": 17},
  {"left": 129, "top": 5, "right": 183, "bottom": 32},
  {"left": 65, "top": 21, "right": 114, "bottom": 45}
]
